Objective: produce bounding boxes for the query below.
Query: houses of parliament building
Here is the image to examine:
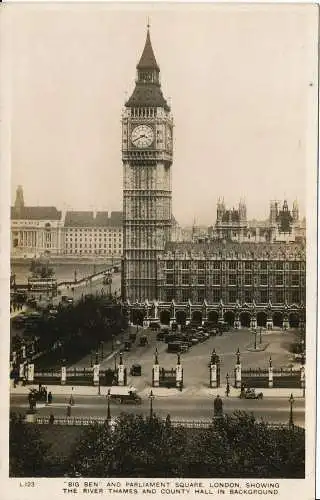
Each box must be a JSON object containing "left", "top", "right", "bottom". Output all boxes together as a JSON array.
[{"left": 121, "top": 27, "right": 306, "bottom": 330}]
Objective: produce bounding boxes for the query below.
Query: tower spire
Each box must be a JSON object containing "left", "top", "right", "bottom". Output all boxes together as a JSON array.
[{"left": 137, "top": 26, "right": 159, "bottom": 71}]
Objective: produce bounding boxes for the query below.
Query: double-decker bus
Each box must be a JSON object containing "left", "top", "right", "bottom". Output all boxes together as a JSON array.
[{"left": 27, "top": 277, "right": 58, "bottom": 297}]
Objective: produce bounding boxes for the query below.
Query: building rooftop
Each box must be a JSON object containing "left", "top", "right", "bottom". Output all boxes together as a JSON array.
[
  {"left": 11, "top": 206, "right": 62, "bottom": 221},
  {"left": 164, "top": 241, "right": 305, "bottom": 259},
  {"left": 64, "top": 211, "right": 123, "bottom": 227}
]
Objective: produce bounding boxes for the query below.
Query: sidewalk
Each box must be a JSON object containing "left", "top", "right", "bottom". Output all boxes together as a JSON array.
[{"left": 10, "top": 381, "right": 304, "bottom": 399}]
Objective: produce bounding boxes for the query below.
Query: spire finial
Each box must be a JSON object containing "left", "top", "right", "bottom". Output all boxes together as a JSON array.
[{"left": 147, "top": 17, "right": 150, "bottom": 30}]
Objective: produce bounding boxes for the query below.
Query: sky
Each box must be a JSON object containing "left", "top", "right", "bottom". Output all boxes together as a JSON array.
[{"left": 8, "top": 3, "right": 318, "bottom": 226}]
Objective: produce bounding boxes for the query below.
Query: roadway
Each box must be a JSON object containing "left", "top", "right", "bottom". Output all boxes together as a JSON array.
[{"left": 10, "top": 393, "right": 305, "bottom": 427}]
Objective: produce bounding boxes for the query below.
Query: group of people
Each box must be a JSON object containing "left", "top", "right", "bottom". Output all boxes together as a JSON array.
[{"left": 10, "top": 302, "right": 24, "bottom": 314}]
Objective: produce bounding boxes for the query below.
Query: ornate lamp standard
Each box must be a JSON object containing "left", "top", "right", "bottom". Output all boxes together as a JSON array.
[
  {"left": 149, "top": 390, "right": 155, "bottom": 419},
  {"left": 254, "top": 329, "right": 257, "bottom": 350},
  {"left": 106, "top": 389, "right": 111, "bottom": 424},
  {"left": 289, "top": 393, "right": 295, "bottom": 429},
  {"left": 259, "top": 328, "right": 262, "bottom": 344}
]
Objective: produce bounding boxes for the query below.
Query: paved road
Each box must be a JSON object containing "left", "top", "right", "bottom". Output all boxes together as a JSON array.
[{"left": 10, "top": 394, "right": 305, "bottom": 427}]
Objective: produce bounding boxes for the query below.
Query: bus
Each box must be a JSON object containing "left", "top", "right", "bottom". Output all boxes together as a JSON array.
[{"left": 27, "top": 277, "right": 58, "bottom": 297}]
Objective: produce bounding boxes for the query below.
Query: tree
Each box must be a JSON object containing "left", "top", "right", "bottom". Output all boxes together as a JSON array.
[
  {"left": 68, "top": 414, "right": 187, "bottom": 477},
  {"left": 9, "top": 413, "right": 51, "bottom": 477}
]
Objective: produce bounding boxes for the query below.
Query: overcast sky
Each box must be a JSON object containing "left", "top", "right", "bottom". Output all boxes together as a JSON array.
[{"left": 9, "top": 3, "right": 317, "bottom": 225}]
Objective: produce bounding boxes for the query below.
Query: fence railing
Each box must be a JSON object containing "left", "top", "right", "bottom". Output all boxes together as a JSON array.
[{"left": 32, "top": 416, "right": 304, "bottom": 432}]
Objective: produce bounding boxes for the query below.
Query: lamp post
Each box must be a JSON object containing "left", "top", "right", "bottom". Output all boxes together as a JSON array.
[
  {"left": 226, "top": 373, "right": 230, "bottom": 397},
  {"left": 106, "top": 389, "right": 111, "bottom": 424},
  {"left": 254, "top": 329, "right": 257, "bottom": 350},
  {"left": 112, "top": 334, "right": 115, "bottom": 351},
  {"left": 114, "top": 353, "right": 117, "bottom": 372},
  {"left": 259, "top": 328, "right": 262, "bottom": 344},
  {"left": 289, "top": 393, "right": 294, "bottom": 429},
  {"left": 100, "top": 341, "right": 104, "bottom": 359},
  {"left": 149, "top": 390, "right": 155, "bottom": 419}
]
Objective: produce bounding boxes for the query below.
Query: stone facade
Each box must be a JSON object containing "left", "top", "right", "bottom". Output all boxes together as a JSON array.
[
  {"left": 126, "top": 241, "right": 305, "bottom": 329},
  {"left": 121, "top": 28, "right": 173, "bottom": 302}
]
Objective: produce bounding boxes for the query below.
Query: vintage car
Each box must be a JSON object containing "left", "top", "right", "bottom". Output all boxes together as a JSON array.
[
  {"left": 130, "top": 363, "right": 142, "bottom": 376},
  {"left": 108, "top": 386, "right": 142, "bottom": 405},
  {"left": 240, "top": 388, "right": 263, "bottom": 400}
]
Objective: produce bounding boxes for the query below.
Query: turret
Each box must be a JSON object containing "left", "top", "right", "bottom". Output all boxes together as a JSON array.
[
  {"left": 14, "top": 185, "right": 25, "bottom": 216},
  {"left": 292, "top": 200, "right": 299, "bottom": 222}
]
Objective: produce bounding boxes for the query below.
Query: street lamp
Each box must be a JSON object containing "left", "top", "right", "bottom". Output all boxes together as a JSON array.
[
  {"left": 100, "top": 341, "right": 104, "bottom": 359},
  {"left": 149, "top": 390, "right": 155, "bottom": 419},
  {"left": 254, "top": 329, "right": 257, "bottom": 350},
  {"left": 106, "top": 389, "right": 111, "bottom": 424},
  {"left": 289, "top": 393, "right": 295, "bottom": 429},
  {"left": 259, "top": 328, "right": 262, "bottom": 344}
]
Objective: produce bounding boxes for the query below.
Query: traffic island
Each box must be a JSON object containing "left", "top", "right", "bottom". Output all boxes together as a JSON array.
[{"left": 246, "top": 342, "right": 269, "bottom": 352}]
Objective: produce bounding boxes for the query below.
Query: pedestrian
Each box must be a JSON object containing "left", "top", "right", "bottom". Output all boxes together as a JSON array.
[
  {"left": 66, "top": 404, "right": 71, "bottom": 417},
  {"left": 49, "top": 413, "right": 55, "bottom": 425},
  {"left": 225, "top": 382, "right": 230, "bottom": 397},
  {"left": 69, "top": 394, "right": 75, "bottom": 406},
  {"left": 47, "top": 391, "right": 53, "bottom": 405}
]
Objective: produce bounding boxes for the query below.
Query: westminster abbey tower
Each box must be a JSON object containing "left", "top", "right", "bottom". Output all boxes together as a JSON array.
[{"left": 121, "top": 27, "right": 173, "bottom": 301}]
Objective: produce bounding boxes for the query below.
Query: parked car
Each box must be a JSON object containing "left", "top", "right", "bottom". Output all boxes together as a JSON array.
[
  {"left": 240, "top": 388, "right": 263, "bottom": 400},
  {"left": 108, "top": 386, "right": 142, "bottom": 405},
  {"left": 130, "top": 364, "right": 141, "bottom": 376},
  {"left": 139, "top": 335, "right": 148, "bottom": 346},
  {"left": 124, "top": 341, "right": 132, "bottom": 351}
]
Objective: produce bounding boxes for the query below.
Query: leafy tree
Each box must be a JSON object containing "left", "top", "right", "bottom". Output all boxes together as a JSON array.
[
  {"left": 68, "top": 414, "right": 187, "bottom": 477},
  {"left": 67, "top": 411, "right": 304, "bottom": 478},
  {"left": 9, "top": 413, "right": 51, "bottom": 477}
]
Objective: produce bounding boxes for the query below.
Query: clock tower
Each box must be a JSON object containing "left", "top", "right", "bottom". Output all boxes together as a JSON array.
[{"left": 122, "top": 27, "right": 173, "bottom": 302}]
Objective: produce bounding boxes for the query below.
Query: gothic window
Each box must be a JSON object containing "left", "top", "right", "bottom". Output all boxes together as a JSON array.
[
  {"left": 166, "top": 289, "right": 175, "bottom": 302},
  {"left": 182, "top": 261, "right": 189, "bottom": 270},
  {"left": 290, "top": 262, "right": 300, "bottom": 270},
  {"left": 260, "top": 290, "right": 268, "bottom": 303},
  {"left": 260, "top": 274, "right": 268, "bottom": 285},
  {"left": 291, "top": 290, "right": 300, "bottom": 303},
  {"left": 197, "top": 289, "right": 205, "bottom": 303},
  {"left": 244, "top": 290, "right": 252, "bottom": 302},
  {"left": 228, "top": 290, "right": 237, "bottom": 303},
  {"left": 244, "top": 274, "right": 252, "bottom": 286},
  {"left": 275, "top": 274, "right": 283, "bottom": 286},
  {"left": 291, "top": 274, "right": 300, "bottom": 286},
  {"left": 276, "top": 261, "right": 284, "bottom": 270},
  {"left": 212, "top": 273, "right": 221, "bottom": 285},
  {"left": 197, "top": 274, "right": 205, "bottom": 285},
  {"left": 213, "top": 261, "right": 220, "bottom": 270},
  {"left": 228, "top": 261, "right": 237, "bottom": 270},
  {"left": 212, "top": 289, "right": 221, "bottom": 302},
  {"left": 198, "top": 261, "right": 205, "bottom": 270},
  {"left": 275, "top": 290, "right": 284, "bottom": 303},
  {"left": 182, "top": 274, "right": 190, "bottom": 285},
  {"left": 166, "top": 260, "right": 174, "bottom": 269},
  {"left": 166, "top": 273, "right": 174, "bottom": 285},
  {"left": 182, "top": 290, "right": 189, "bottom": 302},
  {"left": 228, "top": 274, "right": 237, "bottom": 286}
]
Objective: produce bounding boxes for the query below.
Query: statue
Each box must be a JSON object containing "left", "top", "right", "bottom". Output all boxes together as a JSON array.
[{"left": 213, "top": 395, "right": 223, "bottom": 417}]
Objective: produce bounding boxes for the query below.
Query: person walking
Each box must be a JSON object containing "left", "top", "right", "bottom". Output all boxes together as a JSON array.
[
  {"left": 47, "top": 391, "right": 53, "bottom": 405},
  {"left": 225, "top": 382, "right": 230, "bottom": 397},
  {"left": 66, "top": 404, "right": 71, "bottom": 417},
  {"left": 49, "top": 413, "right": 55, "bottom": 425}
]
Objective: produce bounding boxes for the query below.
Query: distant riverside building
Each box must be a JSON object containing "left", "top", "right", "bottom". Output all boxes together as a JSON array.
[
  {"left": 10, "top": 186, "right": 123, "bottom": 260},
  {"left": 208, "top": 199, "right": 305, "bottom": 244},
  {"left": 11, "top": 186, "right": 63, "bottom": 258},
  {"left": 63, "top": 211, "right": 123, "bottom": 258}
]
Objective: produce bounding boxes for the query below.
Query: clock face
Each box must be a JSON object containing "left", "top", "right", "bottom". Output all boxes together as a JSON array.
[{"left": 131, "top": 125, "right": 154, "bottom": 148}]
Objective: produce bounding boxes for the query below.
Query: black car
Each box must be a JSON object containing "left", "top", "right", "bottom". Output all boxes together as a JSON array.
[{"left": 130, "top": 364, "right": 142, "bottom": 376}]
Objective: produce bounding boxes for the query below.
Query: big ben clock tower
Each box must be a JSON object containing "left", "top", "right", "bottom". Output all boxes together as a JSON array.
[{"left": 122, "top": 26, "right": 173, "bottom": 302}]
